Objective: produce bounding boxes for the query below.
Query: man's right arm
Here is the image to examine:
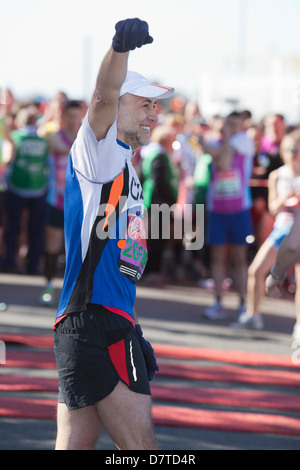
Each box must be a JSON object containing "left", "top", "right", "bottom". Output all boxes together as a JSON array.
[
  {"left": 89, "top": 47, "right": 129, "bottom": 142},
  {"left": 88, "top": 18, "right": 153, "bottom": 142}
]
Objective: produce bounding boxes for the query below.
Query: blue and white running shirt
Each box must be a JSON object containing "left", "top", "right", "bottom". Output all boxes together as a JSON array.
[{"left": 55, "top": 113, "right": 147, "bottom": 327}]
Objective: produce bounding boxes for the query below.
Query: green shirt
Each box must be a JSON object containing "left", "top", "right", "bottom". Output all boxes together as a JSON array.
[
  {"left": 9, "top": 128, "right": 49, "bottom": 196},
  {"left": 193, "top": 153, "right": 212, "bottom": 205}
]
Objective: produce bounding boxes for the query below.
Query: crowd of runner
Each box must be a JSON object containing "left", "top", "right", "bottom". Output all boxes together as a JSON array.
[{"left": 0, "top": 86, "right": 299, "bottom": 337}]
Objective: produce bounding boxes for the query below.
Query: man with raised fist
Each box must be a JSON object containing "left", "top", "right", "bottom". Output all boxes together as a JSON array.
[{"left": 54, "top": 18, "right": 174, "bottom": 450}]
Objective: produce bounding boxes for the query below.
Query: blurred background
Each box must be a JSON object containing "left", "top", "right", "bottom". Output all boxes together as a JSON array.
[{"left": 1, "top": 0, "right": 300, "bottom": 122}]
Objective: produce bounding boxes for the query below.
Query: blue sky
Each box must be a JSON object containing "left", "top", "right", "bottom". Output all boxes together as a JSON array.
[{"left": 1, "top": 0, "right": 299, "bottom": 101}]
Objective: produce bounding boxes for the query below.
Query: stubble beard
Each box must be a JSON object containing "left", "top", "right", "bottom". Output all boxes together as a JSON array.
[{"left": 123, "top": 130, "right": 149, "bottom": 150}]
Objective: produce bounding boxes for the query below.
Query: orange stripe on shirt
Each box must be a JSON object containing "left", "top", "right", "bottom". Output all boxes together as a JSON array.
[{"left": 102, "top": 171, "right": 124, "bottom": 231}]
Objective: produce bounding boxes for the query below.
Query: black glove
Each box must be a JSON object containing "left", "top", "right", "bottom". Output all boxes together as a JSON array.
[
  {"left": 112, "top": 18, "right": 153, "bottom": 53},
  {"left": 135, "top": 324, "right": 159, "bottom": 381}
]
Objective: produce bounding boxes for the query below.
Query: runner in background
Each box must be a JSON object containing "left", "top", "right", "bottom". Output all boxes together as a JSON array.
[
  {"left": 265, "top": 210, "right": 300, "bottom": 307},
  {"left": 202, "top": 111, "right": 255, "bottom": 320},
  {"left": 2, "top": 106, "right": 49, "bottom": 275},
  {"left": 234, "top": 131, "right": 300, "bottom": 334}
]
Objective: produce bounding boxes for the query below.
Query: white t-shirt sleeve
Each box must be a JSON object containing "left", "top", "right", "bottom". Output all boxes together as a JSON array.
[
  {"left": 70, "top": 112, "right": 125, "bottom": 183},
  {"left": 230, "top": 132, "right": 254, "bottom": 159}
]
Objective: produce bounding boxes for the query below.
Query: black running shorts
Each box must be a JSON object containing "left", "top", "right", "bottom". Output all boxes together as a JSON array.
[
  {"left": 54, "top": 305, "right": 151, "bottom": 411},
  {"left": 46, "top": 204, "right": 64, "bottom": 229}
]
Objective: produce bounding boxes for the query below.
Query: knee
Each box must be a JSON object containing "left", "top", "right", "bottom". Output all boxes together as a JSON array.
[
  {"left": 123, "top": 428, "right": 157, "bottom": 450},
  {"left": 140, "top": 425, "right": 157, "bottom": 450},
  {"left": 115, "top": 413, "right": 157, "bottom": 450},
  {"left": 144, "top": 435, "right": 157, "bottom": 451},
  {"left": 248, "top": 263, "right": 263, "bottom": 280},
  {"left": 55, "top": 437, "right": 97, "bottom": 451},
  {"left": 55, "top": 427, "right": 101, "bottom": 450}
]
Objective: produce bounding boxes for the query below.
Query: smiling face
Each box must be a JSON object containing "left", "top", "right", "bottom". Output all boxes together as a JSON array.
[{"left": 117, "top": 94, "right": 158, "bottom": 150}]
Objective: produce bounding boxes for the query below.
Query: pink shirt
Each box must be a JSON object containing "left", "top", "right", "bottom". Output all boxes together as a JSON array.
[{"left": 206, "top": 132, "right": 254, "bottom": 214}]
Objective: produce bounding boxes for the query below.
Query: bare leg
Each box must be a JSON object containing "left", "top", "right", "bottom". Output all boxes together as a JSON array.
[
  {"left": 45, "top": 226, "right": 64, "bottom": 255},
  {"left": 247, "top": 239, "right": 277, "bottom": 316},
  {"left": 55, "top": 403, "right": 102, "bottom": 450},
  {"left": 231, "top": 245, "right": 248, "bottom": 302},
  {"left": 55, "top": 382, "right": 156, "bottom": 450},
  {"left": 210, "top": 245, "right": 227, "bottom": 301},
  {"left": 95, "top": 381, "right": 156, "bottom": 450}
]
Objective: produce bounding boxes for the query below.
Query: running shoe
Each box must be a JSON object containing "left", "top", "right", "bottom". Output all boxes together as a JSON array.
[
  {"left": 237, "top": 303, "right": 246, "bottom": 318},
  {"left": 231, "top": 312, "right": 264, "bottom": 331},
  {"left": 203, "top": 302, "right": 226, "bottom": 320},
  {"left": 40, "top": 285, "right": 54, "bottom": 306}
]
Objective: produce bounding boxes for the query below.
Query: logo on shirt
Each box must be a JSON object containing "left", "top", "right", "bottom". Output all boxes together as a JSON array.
[{"left": 130, "top": 178, "right": 143, "bottom": 201}]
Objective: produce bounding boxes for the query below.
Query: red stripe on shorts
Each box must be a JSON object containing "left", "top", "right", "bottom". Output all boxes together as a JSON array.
[{"left": 108, "top": 339, "right": 129, "bottom": 386}]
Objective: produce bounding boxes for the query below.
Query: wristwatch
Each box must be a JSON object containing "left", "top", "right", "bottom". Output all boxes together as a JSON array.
[{"left": 270, "top": 266, "right": 286, "bottom": 281}]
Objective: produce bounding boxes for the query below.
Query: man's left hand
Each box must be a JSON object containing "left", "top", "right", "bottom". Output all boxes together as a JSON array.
[{"left": 135, "top": 324, "right": 159, "bottom": 381}]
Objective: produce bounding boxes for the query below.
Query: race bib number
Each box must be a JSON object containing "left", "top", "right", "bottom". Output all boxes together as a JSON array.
[
  {"left": 118, "top": 213, "right": 148, "bottom": 282},
  {"left": 215, "top": 170, "right": 241, "bottom": 198}
]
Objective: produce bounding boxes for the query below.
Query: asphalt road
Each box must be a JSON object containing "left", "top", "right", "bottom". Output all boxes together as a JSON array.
[{"left": 0, "top": 273, "right": 300, "bottom": 451}]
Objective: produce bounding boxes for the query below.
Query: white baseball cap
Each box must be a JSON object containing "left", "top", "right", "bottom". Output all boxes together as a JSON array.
[{"left": 120, "top": 71, "right": 174, "bottom": 100}]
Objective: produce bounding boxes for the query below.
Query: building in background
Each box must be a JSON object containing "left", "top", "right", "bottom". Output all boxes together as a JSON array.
[{"left": 199, "top": 53, "right": 300, "bottom": 123}]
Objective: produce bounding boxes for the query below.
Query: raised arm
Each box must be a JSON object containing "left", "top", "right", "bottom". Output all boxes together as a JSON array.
[
  {"left": 267, "top": 169, "right": 293, "bottom": 217},
  {"left": 88, "top": 18, "right": 153, "bottom": 142},
  {"left": 210, "top": 138, "right": 234, "bottom": 171},
  {"left": 201, "top": 119, "right": 235, "bottom": 171}
]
